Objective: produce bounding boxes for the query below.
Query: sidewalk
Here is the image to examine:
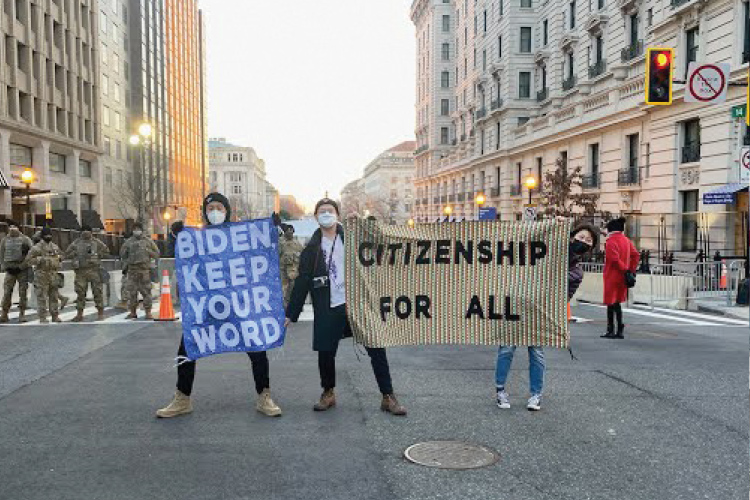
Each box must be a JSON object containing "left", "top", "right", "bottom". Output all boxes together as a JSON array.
[{"left": 695, "top": 301, "right": 749, "bottom": 321}]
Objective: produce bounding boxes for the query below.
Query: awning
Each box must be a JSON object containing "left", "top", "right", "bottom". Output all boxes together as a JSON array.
[
  {"left": 702, "top": 183, "right": 748, "bottom": 205},
  {"left": 0, "top": 170, "right": 8, "bottom": 188}
]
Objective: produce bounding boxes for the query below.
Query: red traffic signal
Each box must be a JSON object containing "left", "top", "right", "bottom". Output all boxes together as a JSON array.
[{"left": 645, "top": 48, "right": 674, "bottom": 105}]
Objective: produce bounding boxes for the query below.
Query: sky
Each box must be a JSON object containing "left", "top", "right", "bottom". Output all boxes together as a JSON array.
[{"left": 200, "top": 1, "right": 417, "bottom": 211}]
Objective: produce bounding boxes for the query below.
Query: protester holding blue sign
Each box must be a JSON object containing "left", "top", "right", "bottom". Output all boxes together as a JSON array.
[
  {"left": 285, "top": 198, "right": 407, "bottom": 416},
  {"left": 156, "top": 193, "right": 283, "bottom": 419}
]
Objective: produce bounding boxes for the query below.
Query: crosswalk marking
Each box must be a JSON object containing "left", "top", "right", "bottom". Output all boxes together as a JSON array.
[
  {"left": 580, "top": 303, "right": 746, "bottom": 327},
  {"left": 631, "top": 304, "right": 747, "bottom": 326}
]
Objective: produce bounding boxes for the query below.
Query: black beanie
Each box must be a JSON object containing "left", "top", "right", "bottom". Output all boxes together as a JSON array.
[
  {"left": 606, "top": 217, "right": 626, "bottom": 233},
  {"left": 41, "top": 227, "right": 52, "bottom": 237},
  {"left": 203, "top": 192, "right": 232, "bottom": 224}
]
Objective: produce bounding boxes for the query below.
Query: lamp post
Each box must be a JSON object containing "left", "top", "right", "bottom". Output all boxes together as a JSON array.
[
  {"left": 21, "top": 168, "right": 34, "bottom": 226},
  {"left": 525, "top": 176, "right": 537, "bottom": 206},
  {"left": 129, "top": 122, "right": 153, "bottom": 229},
  {"left": 443, "top": 205, "right": 453, "bottom": 222},
  {"left": 407, "top": 218, "right": 415, "bottom": 228},
  {"left": 475, "top": 192, "right": 486, "bottom": 220}
]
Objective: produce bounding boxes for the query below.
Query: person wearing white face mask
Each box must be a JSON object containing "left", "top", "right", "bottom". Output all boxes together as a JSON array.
[
  {"left": 285, "top": 198, "right": 407, "bottom": 416},
  {"left": 156, "top": 192, "right": 283, "bottom": 419}
]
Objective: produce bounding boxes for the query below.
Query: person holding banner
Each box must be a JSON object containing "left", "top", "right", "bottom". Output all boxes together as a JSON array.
[
  {"left": 285, "top": 198, "right": 407, "bottom": 416},
  {"left": 495, "top": 222, "right": 598, "bottom": 412},
  {"left": 156, "top": 192, "right": 283, "bottom": 419}
]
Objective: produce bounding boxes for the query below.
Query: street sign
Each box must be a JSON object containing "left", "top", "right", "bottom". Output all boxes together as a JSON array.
[
  {"left": 731, "top": 104, "right": 747, "bottom": 119},
  {"left": 522, "top": 205, "right": 537, "bottom": 222},
  {"left": 741, "top": 147, "right": 750, "bottom": 184},
  {"left": 478, "top": 207, "right": 497, "bottom": 220},
  {"left": 685, "top": 63, "right": 730, "bottom": 104},
  {"left": 703, "top": 192, "right": 736, "bottom": 205}
]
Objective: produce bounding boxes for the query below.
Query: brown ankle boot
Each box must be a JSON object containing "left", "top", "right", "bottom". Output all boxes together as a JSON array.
[
  {"left": 381, "top": 394, "right": 407, "bottom": 416},
  {"left": 313, "top": 389, "right": 336, "bottom": 411},
  {"left": 71, "top": 310, "right": 84, "bottom": 322},
  {"left": 126, "top": 307, "right": 138, "bottom": 319}
]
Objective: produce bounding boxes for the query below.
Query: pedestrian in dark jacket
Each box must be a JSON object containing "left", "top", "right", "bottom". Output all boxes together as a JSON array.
[
  {"left": 156, "top": 192, "right": 282, "bottom": 419},
  {"left": 166, "top": 221, "right": 184, "bottom": 258},
  {"left": 285, "top": 198, "right": 407, "bottom": 416},
  {"left": 495, "top": 221, "right": 599, "bottom": 412},
  {"left": 601, "top": 217, "right": 640, "bottom": 340}
]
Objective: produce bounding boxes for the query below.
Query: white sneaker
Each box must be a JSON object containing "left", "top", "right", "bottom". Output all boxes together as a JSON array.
[
  {"left": 496, "top": 389, "right": 510, "bottom": 409},
  {"left": 527, "top": 395, "right": 542, "bottom": 411}
]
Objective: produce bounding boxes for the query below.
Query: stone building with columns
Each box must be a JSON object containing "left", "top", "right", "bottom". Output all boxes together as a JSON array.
[
  {"left": 0, "top": 0, "right": 103, "bottom": 228},
  {"left": 411, "top": 0, "right": 749, "bottom": 256}
]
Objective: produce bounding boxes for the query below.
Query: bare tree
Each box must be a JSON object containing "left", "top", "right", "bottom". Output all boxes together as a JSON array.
[
  {"left": 229, "top": 195, "right": 254, "bottom": 221},
  {"left": 111, "top": 171, "right": 158, "bottom": 224},
  {"left": 541, "top": 156, "right": 604, "bottom": 217}
]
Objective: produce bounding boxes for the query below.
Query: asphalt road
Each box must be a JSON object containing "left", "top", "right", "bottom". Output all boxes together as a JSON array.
[{"left": 0, "top": 303, "right": 747, "bottom": 500}]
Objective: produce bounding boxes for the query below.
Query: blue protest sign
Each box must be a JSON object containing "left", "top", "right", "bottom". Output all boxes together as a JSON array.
[
  {"left": 175, "top": 218, "right": 286, "bottom": 361},
  {"left": 479, "top": 207, "right": 497, "bottom": 220}
]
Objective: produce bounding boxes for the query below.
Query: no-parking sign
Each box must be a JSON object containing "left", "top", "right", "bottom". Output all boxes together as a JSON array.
[
  {"left": 685, "top": 63, "right": 730, "bottom": 104},
  {"left": 741, "top": 147, "right": 750, "bottom": 183}
]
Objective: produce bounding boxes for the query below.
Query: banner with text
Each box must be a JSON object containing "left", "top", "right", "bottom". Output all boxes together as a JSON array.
[
  {"left": 346, "top": 219, "right": 571, "bottom": 348},
  {"left": 176, "top": 219, "right": 286, "bottom": 361}
]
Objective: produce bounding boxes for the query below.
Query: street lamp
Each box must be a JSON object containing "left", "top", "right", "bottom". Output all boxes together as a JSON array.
[
  {"left": 525, "top": 176, "right": 537, "bottom": 205},
  {"left": 138, "top": 122, "right": 153, "bottom": 138},
  {"left": 21, "top": 168, "right": 34, "bottom": 226},
  {"left": 475, "top": 193, "right": 486, "bottom": 220},
  {"left": 130, "top": 122, "right": 153, "bottom": 230},
  {"left": 443, "top": 205, "right": 453, "bottom": 221},
  {"left": 407, "top": 218, "right": 415, "bottom": 228}
]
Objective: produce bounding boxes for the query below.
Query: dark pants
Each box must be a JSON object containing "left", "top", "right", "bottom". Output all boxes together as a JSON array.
[
  {"left": 318, "top": 345, "right": 394, "bottom": 395},
  {"left": 607, "top": 303, "right": 623, "bottom": 329},
  {"left": 176, "top": 338, "right": 270, "bottom": 396}
]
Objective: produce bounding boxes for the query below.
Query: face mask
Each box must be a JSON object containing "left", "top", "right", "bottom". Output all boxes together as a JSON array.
[
  {"left": 207, "top": 210, "right": 226, "bottom": 225},
  {"left": 43, "top": 236, "right": 53, "bottom": 242},
  {"left": 570, "top": 240, "right": 591, "bottom": 256},
  {"left": 133, "top": 230, "right": 143, "bottom": 238},
  {"left": 317, "top": 213, "right": 337, "bottom": 229}
]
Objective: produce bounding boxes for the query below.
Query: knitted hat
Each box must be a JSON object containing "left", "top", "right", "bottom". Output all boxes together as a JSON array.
[{"left": 203, "top": 192, "right": 232, "bottom": 223}]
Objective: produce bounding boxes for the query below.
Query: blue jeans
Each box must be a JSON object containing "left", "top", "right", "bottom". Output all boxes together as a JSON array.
[{"left": 494, "top": 346, "right": 545, "bottom": 396}]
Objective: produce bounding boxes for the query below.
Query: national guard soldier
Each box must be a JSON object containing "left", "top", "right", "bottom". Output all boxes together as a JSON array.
[
  {"left": 120, "top": 222, "right": 160, "bottom": 319},
  {"left": 65, "top": 224, "right": 109, "bottom": 322},
  {"left": 278, "top": 223, "right": 303, "bottom": 306},
  {"left": 32, "top": 231, "right": 69, "bottom": 311},
  {"left": 0, "top": 222, "right": 33, "bottom": 323},
  {"left": 23, "top": 227, "right": 63, "bottom": 323}
]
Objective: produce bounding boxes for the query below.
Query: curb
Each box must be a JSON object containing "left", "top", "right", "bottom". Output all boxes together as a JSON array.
[{"left": 696, "top": 304, "right": 749, "bottom": 322}]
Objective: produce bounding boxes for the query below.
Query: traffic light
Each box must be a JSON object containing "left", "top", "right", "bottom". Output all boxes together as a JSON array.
[{"left": 645, "top": 48, "right": 674, "bottom": 105}]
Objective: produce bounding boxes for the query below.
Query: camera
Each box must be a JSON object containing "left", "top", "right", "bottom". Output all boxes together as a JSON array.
[{"left": 312, "top": 276, "right": 330, "bottom": 289}]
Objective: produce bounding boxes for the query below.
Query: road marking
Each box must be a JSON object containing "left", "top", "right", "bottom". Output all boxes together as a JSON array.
[
  {"left": 579, "top": 303, "right": 742, "bottom": 326},
  {"left": 631, "top": 304, "right": 747, "bottom": 325}
]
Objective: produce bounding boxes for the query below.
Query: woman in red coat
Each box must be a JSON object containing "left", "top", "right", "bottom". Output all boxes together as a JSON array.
[{"left": 602, "top": 217, "right": 640, "bottom": 339}]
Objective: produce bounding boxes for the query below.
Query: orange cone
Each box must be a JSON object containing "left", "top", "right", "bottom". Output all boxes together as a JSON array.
[
  {"left": 155, "top": 270, "right": 176, "bottom": 321},
  {"left": 567, "top": 303, "right": 575, "bottom": 323},
  {"left": 720, "top": 260, "right": 727, "bottom": 289}
]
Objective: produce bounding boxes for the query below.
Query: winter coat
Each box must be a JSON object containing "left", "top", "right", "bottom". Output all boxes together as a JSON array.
[
  {"left": 65, "top": 237, "right": 109, "bottom": 269},
  {"left": 568, "top": 254, "right": 584, "bottom": 301},
  {"left": 120, "top": 235, "right": 160, "bottom": 271},
  {"left": 603, "top": 232, "right": 640, "bottom": 305},
  {"left": 286, "top": 224, "right": 351, "bottom": 352},
  {"left": 0, "top": 234, "right": 32, "bottom": 271}
]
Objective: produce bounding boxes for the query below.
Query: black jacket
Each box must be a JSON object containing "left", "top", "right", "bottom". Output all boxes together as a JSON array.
[{"left": 286, "top": 224, "right": 350, "bottom": 351}]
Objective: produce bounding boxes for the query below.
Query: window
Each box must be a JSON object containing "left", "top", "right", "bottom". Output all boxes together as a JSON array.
[
  {"left": 518, "top": 117, "right": 529, "bottom": 126},
  {"left": 50, "top": 196, "right": 68, "bottom": 211},
  {"left": 540, "top": 65, "right": 547, "bottom": 90},
  {"left": 542, "top": 19, "right": 548, "bottom": 46},
  {"left": 499, "top": 0, "right": 504, "bottom": 16},
  {"left": 567, "top": 51, "right": 575, "bottom": 80},
  {"left": 496, "top": 122, "right": 501, "bottom": 150},
  {"left": 101, "top": 74, "right": 108, "bottom": 95},
  {"left": 441, "top": 99, "right": 450, "bottom": 116},
  {"left": 79, "top": 159, "right": 92, "bottom": 177},
  {"left": 114, "top": 111, "right": 121, "bottom": 131},
  {"left": 498, "top": 36, "right": 502, "bottom": 59},
  {"left": 685, "top": 27, "right": 699, "bottom": 73},
  {"left": 521, "top": 0, "right": 532, "bottom": 7},
  {"left": 441, "top": 71, "right": 450, "bottom": 87},
  {"left": 519, "top": 72, "right": 531, "bottom": 98},
  {"left": 590, "top": 143, "right": 600, "bottom": 177},
  {"left": 105, "top": 167, "right": 112, "bottom": 186},
  {"left": 100, "top": 12, "right": 107, "bottom": 34},
  {"left": 483, "top": 10, "right": 487, "bottom": 32},
  {"left": 629, "top": 14, "right": 639, "bottom": 46},
  {"left": 520, "top": 27, "right": 532, "bottom": 53},
  {"left": 112, "top": 53, "right": 119, "bottom": 73},
  {"left": 536, "top": 158, "right": 543, "bottom": 188},
  {"left": 744, "top": 2, "right": 750, "bottom": 64},
  {"left": 10, "top": 144, "right": 32, "bottom": 167},
  {"left": 597, "top": 0, "right": 604, "bottom": 9},
  {"left": 114, "top": 83, "right": 120, "bottom": 102},
  {"left": 442, "top": 14, "right": 450, "bottom": 32},
  {"left": 441, "top": 127, "right": 449, "bottom": 145},
  {"left": 50, "top": 152, "right": 66, "bottom": 173},
  {"left": 681, "top": 190, "right": 699, "bottom": 252},
  {"left": 482, "top": 49, "right": 487, "bottom": 71},
  {"left": 561, "top": 151, "right": 568, "bottom": 170},
  {"left": 80, "top": 194, "right": 93, "bottom": 211},
  {"left": 627, "top": 134, "right": 639, "bottom": 169},
  {"left": 231, "top": 185, "right": 242, "bottom": 195},
  {"left": 594, "top": 36, "right": 603, "bottom": 64},
  {"left": 103, "top": 105, "right": 110, "bottom": 126},
  {"left": 101, "top": 44, "right": 107, "bottom": 66},
  {"left": 442, "top": 43, "right": 450, "bottom": 60},
  {"left": 569, "top": 1, "right": 576, "bottom": 29},
  {"left": 681, "top": 119, "right": 701, "bottom": 163}
]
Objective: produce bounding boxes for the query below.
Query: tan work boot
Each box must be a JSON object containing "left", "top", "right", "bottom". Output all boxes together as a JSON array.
[
  {"left": 60, "top": 296, "right": 69, "bottom": 309},
  {"left": 313, "top": 389, "right": 336, "bottom": 411},
  {"left": 115, "top": 300, "right": 128, "bottom": 310},
  {"left": 51, "top": 314, "right": 62, "bottom": 323},
  {"left": 156, "top": 391, "right": 193, "bottom": 419},
  {"left": 144, "top": 309, "right": 153, "bottom": 320},
  {"left": 126, "top": 307, "right": 138, "bottom": 319},
  {"left": 96, "top": 308, "right": 105, "bottom": 321},
  {"left": 17, "top": 309, "right": 26, "bottom": 323},
  {"left": 381, "top": 394, "right": 407, "bottom": 416},
  {"left": 0, "top": 310, "right": 9, "bottom": 323},
  {"left": 256, "top": 389, "right": 282, "bottom": 417},
  {"left": 71, "top": 310, "right": 84, "bottom": 322}
]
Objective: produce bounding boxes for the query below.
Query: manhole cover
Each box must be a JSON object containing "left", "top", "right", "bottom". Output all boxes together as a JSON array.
[{"left": 404, "top": 441, "right": 499, "bottom": 470}]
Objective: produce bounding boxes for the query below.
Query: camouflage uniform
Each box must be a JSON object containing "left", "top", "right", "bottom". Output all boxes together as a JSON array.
[
  {"left": 0, "top": 232, "right": 33, "bottom": 320},
  {"left": 23, "top": 240, "right": 63, "bottom": 322},
  {"left": 278, "top": 234, "right": 303, "bottom": 306},
  {"left": 120, "top": 235, "right": 159, "bottom": 312},
  {"left": 65, "top": 236, "right": 109, "bottom": 312}
]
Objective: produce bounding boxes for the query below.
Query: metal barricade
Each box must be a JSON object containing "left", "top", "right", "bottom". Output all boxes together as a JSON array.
[
  {"left": 580, "top": 262, "right": 605, "bottom": 273},
  {"left": 648, "top": 259, "right": 744, "bottom": 308}
]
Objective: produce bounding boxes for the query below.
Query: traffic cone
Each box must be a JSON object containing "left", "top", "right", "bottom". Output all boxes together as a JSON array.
[
  {"left": 155, "top": 270, "right": 176, "bottom": 321},
  {"left": 567, "top": 303, "right": 576, "bottom": 323},
  {"left": 720, "top": 260, "right": 727, "bottom": 290}
]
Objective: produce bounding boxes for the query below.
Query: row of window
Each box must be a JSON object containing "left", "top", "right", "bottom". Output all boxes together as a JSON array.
[{"left": 10, "top": 143, "right": 92, "bottom": 176}]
